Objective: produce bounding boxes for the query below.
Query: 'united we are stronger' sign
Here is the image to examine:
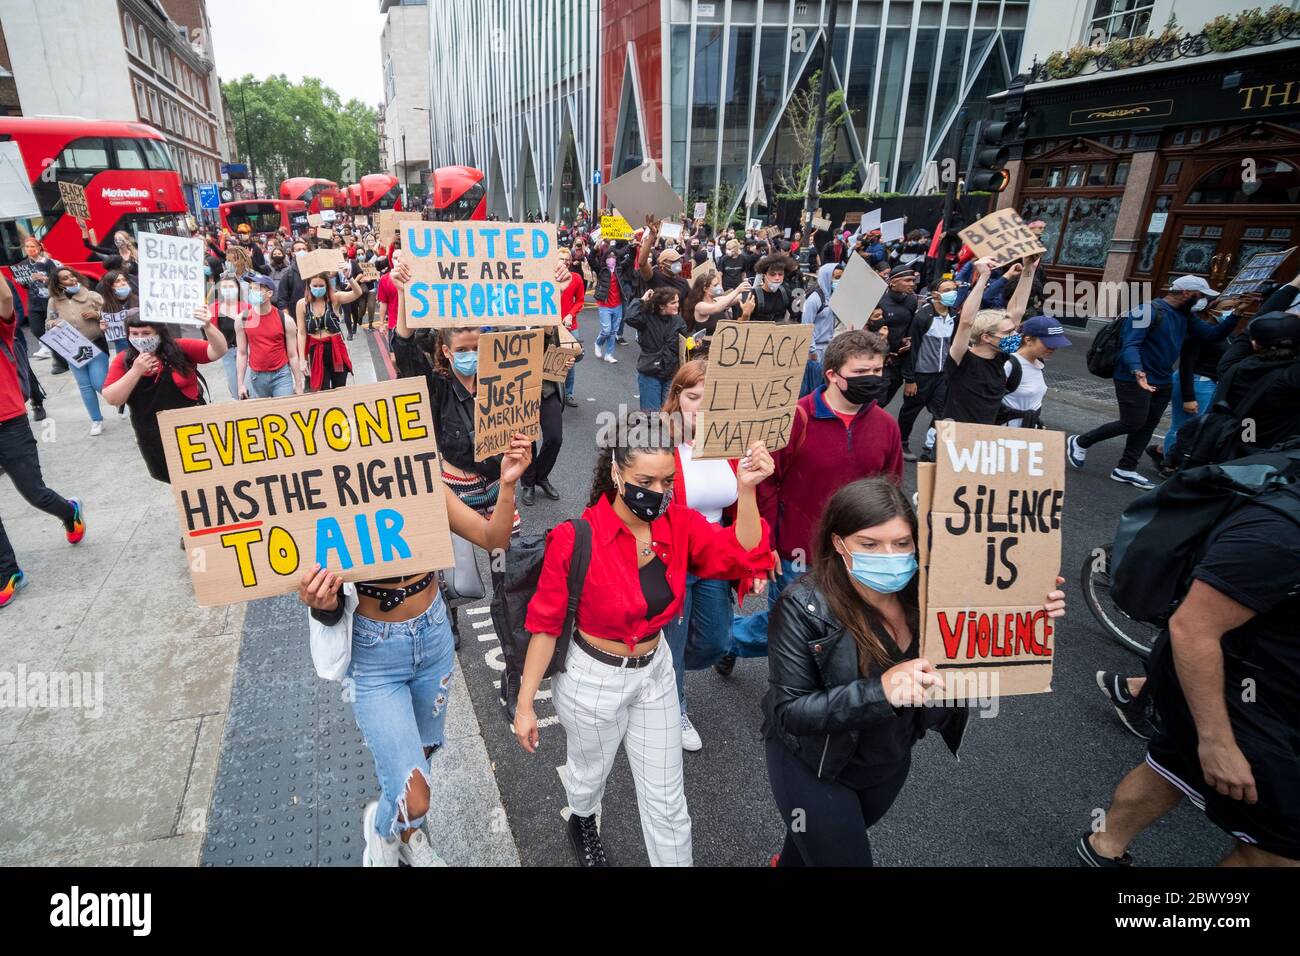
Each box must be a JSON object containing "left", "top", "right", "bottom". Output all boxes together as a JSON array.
[
  {"left": 160, "top": 380, "right": 453, "bottom": 606},
  {"left": 401, "top": 221, "right": 561, "bottom": 328},
  {"left": 918, "top": 422, "right": 1065, "bottom": 697}
]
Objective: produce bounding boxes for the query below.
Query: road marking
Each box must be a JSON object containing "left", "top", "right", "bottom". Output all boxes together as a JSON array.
[
  {"left": 472, "top": 618, "right": 493, "bottom": 629},
  {"left": 478, "top": 632, "right": 497, "bottom": 642},
  {"left": 466, "top": 606, "right": 490, "bottom": 617}
]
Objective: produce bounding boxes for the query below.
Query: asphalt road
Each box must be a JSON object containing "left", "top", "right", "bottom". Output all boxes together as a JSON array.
[{"left": 388, "top": 317, "right": 1228, "bottom": 867}]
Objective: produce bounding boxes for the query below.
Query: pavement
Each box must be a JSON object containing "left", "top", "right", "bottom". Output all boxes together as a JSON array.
[{"left": 1, "top": 314, "right": 1221, "bottom": 868}]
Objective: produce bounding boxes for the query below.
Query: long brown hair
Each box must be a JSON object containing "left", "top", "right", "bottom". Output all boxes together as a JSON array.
[
  {"left": 660, "top": 359, "right": 706, "bottom": 442},
  {"left": 812, "top": 477, "right": 919, "bottom": 674}
]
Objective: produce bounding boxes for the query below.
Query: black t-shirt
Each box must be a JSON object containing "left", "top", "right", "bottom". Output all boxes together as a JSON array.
[
  {"left": 1191, "top": 496, "right": 1300, "bottom": 724},
  {"left": 875, "top": 290, "right": 918, "bottom": 353},
  {"left": 719, "top": 254, "right": 748, "bottom": 290},
  {"left": 941, "top": 352, "right": 1010, "bottom": 425}
]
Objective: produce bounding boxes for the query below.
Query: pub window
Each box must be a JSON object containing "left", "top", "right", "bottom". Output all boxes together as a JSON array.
[
  {"left": 1113, "top": 162, "right": 1130, "bottom": 186},
  {"left": 1020, "top": 197, "right": 1068, "bottom": 264},
  {"left": 1066, "top": 165, "right": 1086, "bottom": 188},
  {"left": 1271, "top": 228, "right": 1293, "bottom": 240},
  {"left": 1186, "top": 159, "right": 1299, "bottom": 204},
  {"left": 1087, "top": 163, "right": 1109, "bottom": 186},
  {"left": 1136, "top": 195, "right": 1173, "bottom": 273},
  {"left": 1028, "top": 167, "right": 1045, "bottom": 186},
  {"left": 1046, "top": 167, "right": 1065, "bottom": 188},
  {"left": 1207, "top": 126, "right": 1222, "bottom": 141},
  {"left": 1172, "top": 131, "right": 1185, "bottom": 146},
  {"left": 1056, "top": 196, "right": 1122, "bottom": 269},
  {"left": 1189, "top": 129, "right": 1203, "bottom": 145},
  {"left": 1162, "top": 160, "right": 1182, "bottom": 186}
]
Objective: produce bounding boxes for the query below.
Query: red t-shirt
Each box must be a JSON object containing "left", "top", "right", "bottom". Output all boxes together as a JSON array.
[
  {"left": 561, "top": 271, "right": 585, "bottom": 329},
  {"left": 599, "top": 258, "right": 621, "bottom": 309},
  {"left": 105, "top": 338, "right": 214, "bottom": 401},
  {"left": 245, "top": 306, "right": 289, "bottom": 372},
  {"left": 377, "top": 274, "right": 400, "bottom": 329},
  {"left": 0, "top": 310, "right": 27, "bottom": 422}
]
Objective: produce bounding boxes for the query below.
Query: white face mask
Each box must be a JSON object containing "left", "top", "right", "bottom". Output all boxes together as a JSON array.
[
  {"left": 710, "top": 285, "right": 723, "bottom": 297},
  {"left": 1192, "top": 297, "right": 1208, "bottom": 312},
  {"left": 766, "top": 279, "right": 782, "bottom": 292},
  {"left": 670, "top": 261, "right": 682, "bottom": 274}
]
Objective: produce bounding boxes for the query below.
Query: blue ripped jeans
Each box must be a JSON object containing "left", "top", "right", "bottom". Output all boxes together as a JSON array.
[{"left": 348, "top": 595, "right": 455, "bottom": 839}]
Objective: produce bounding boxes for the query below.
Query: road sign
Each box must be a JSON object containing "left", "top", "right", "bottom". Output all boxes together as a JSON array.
[
  {"left": 593, "top": 170, "right": 602, "bottom": 185},
  {"left": 219, "top": 188, "right": 234, "bottom": 203},
  {"left": 198, "top": 184, "right": 221, "bottom": 209}
]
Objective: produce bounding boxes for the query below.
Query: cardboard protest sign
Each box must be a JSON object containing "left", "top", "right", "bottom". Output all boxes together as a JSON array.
[
  {"left": 295, "top": 247, "right": 346, "bottom": 279},
  {"left": 402, "top": 222, "right": 562, "bottom": 329},
  {"left": 659, "top": 221, "right": 683, "bottom": 242},
  {"left": 692, "top": 260, "right": 717, "bottom": 290},
  {"left": 693, "top": 202, "right": 707, "bottom": 220},
  {"left": 842, "top": 211, "right": 863, "bottom": 227},
  {"left": 1220, "top": 247, "right": 1297, "bottom": 298},
  {"left": 0, "top": 142, "right": 39, "bottom": 221},
  {"left": 693, "top": 321, "right": 814, "bottom": 460},
  {"left": 747, "top": 218, "right": 763, "bottom": 232},
  {"left": 315, "top": 226, "right": 335, "bottom": 241},
  {"left": 377, "top": 210, "right": 423, "bottom": 245},
  {"left": 603, "top": 160, "right": 683, "bottom": 227},
  {"left": 353, "top": 214, "right": 368, "bottom": 227},
  {"left": 474, "top": 329, "right": 543, "bottom": 460},
  {"left": 557, "top": 324, "right": 581, "bottom": 350},
  {"left": 916, "top": 460, "right": 937, "bottom": 628},
  {"left": 811, "top": 216, "right": 832, "bottom": 232},
  {"left": 139, "top": 231, "right": 207, "bottom": 327},
  {"left": 542, "top": 344, "right": 580, "bottom": 383},
  {"left": 920, "top": 422, "right": 1064, "bottom": 697},
  {"left": 358, "top": 259, "right": 381, "bottom": 283},
  {"left": 307, "top": 213, "right": 324, "bottom": 227},
  {"left": 959, "top": 209, "right": 1047, "bottom": 268},
  {"left": 40, "top": 323, "right": 101, "bottom": 368},
  {"left": 58, "top": 181, "right": 90, "bottom": 222},
  {"left": 160, "top": 379, "right": 453, "bottom": 606},
  {"left": 600, "top": 214, "right": 632, "bottom": 240},
  {"left": 880, "top": 217, "right": 905, "bottom": 243},
  {"left": 829, "top": 254, "right": 888, "bottom": 328}
]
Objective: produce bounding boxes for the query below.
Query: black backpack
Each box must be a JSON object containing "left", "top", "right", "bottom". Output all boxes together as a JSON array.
[
  {"left": 1109, "top": 440, "right": 1300, "bottom": 624},
  {"left": 1171, "top": 360, "right": 1293, "bottom": 471},
  {"left": 1087, "top": 307, "right": 1163, "bottom": 379},
  {"left": 489, "top": 518, "right": 592, "bottom": 681}
]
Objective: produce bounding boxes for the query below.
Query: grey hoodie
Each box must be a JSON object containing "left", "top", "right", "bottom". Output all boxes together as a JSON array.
[{"left": 802, "top": 262, "right": 839, "bottom": 358}]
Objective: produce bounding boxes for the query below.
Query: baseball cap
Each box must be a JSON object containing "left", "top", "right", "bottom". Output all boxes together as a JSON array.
[
  {"left": 247, "top": 274, "right": 277, "bottom": 291},
  {"left": 236, "top": 223, "right": 252, "bottom": 234},
  {"left": 1247, "top": 311, "right": 1300, "bottom": 349},
  {"left": 1021, "top": 315, "right": 1073, "bottom": 348},
  {"left": 1170, "top": 275, "right": 1219, "bottom": 296},
  {"left": 658, "top": 248, "right": 682, "bottom": 264},
  {"left": 888, "top": 264, "right": 917, "bottom": 280}
]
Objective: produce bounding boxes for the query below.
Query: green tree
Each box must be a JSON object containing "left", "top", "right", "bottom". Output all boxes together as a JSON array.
[
  {"left": 775, "top": 69, "right": 854, "bottom": 196},
  {"left": 222, "top": 74, "right": 379, "bottom": 187}
]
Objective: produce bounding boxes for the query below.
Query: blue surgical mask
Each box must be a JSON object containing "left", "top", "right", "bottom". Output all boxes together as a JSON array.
[
  {"left": 939, "top": 290, "right": 959, "bottom": 307},
  {"left": 113, "top": 285, "right": 132, "bottom": 300},
  {"left": 997, "top": 332, "right": 1023, "bottom": 354},
  {"left": 845, "top": 549, "right": 918, "bottom": 594},
  {"left": 451, "top": 351, "right": 478, "bottom": 376},
  {"left": 248, "top": 291, "right": 266, "bottom": 307},
  {"left": 65, "top": 283, "right": 81, "bottom": 295},
  {"left": 310, "top": 286, "right": 327, "bottom": 298}
]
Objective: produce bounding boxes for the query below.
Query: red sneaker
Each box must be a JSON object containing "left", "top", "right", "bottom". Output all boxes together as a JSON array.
[
  {"left": 64, "top": 498, "right": 85, "bottom": 544},
  {"left": 0, "top": 571, "right": 27, "bottom": 608}
]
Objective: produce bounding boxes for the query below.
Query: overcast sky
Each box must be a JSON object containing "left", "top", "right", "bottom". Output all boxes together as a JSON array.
[{"left": 207, "top": 0, "right": 386, "bottom": 107}]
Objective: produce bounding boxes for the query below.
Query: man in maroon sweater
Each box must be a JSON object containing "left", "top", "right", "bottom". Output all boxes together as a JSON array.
[{"left": 720, "top": 329, "right": 902, "bottom": 668}]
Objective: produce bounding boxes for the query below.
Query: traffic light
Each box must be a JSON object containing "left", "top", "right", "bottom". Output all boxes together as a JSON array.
[{"left": 968, "top": 85, "right": 1028, "bottom": 193}]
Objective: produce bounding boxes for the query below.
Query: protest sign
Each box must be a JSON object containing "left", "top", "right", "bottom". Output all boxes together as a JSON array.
[
  {"left": 377, "top": 210, "right": 423, "bottom": 245},
  {"left": 959, "top": 209, "right": 1047, "bottom": 268},
  {"left": 811, "top": 216, "right": 832, "bottom": 232},
  {"left": 160, "top": 379, "right": 453, "bottom": 606},
  {"left": 829, "top": 255, "right": 888, "bottom": 328},
  {"left": 600, "top": 214, "right": 632, "bottom": 240},
  {"left": 842, "top": 211, "right": 863, "bottom": 227},
  {"left": 692, "top": 260, "right": 717, "bottom": 290},
  {"left": 353, "top": 214, "right": 368, "bottom": 227},
  {"left": 139, "top": 231, "right": 207, "bottom": 327},
  {"left": 603, "top": 160, "right": 684, "bottom": 227},
  {"left": 315, "top": 226, "right": 335, "bottom": 241},
  {"left": 860, "top": 208, "right": 882, "bottom": 233},
  {"left": 102, "top": 308, "right": 132, "bottom": 342},
  {"left": 693, "top": 321, "right": 814, "bottom": 460},
  {"left": 307, "top": 213, "right": 324, "bottom": 227},
  {"left": 0, "top": 142, "right": 39, "bottom": 221},
  {"left": 659, "top": 221, "right": 683, "bottom": 242},
  {"left": 295, "top": 247, "right": 346, "bottom": 280},
  {"left": 58, "top": 181, "right": 90, "bottom": 222},
  {"left": 402, "top": 222, "right": 561, "bottom": 329},
  {"left": 474, "top": 329, "right": 543, "bottom": 460},
  {"left": 747, "top": 218, "right": 763, "bottom": 232},
  {"left": 358, "top": 259, "right": 380, "bottom": 283},
  {"left": 919, "top": 422, "right": 1064, "bottom": 697},
  {"left": 693, "top": 202, "right": 707, "bottom": 220},
  {"left": 880, "top": 217, "right": 905, "bottom": 243},
  {"left": 40, "top": 323, "right": 101, "bottom": 368},
  {"left": 1220, "top": 247, "right": 1297, "bottom": 298},
  {"left": 321, "top": 209, "right": 337, "bottom": 223},
  {"left": 542, "top": 344, "right": 580, "bottom": 383}
]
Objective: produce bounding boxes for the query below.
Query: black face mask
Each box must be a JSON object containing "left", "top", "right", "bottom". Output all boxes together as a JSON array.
[
  {"left": 617, "top": 477, "right": 671, "bottom": 522},
  {"left": 837, "top": 373, "right": 885, "bottom": 406}
]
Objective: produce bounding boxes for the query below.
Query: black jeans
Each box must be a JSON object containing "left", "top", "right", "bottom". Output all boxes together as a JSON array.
[
  {"left": 764, "top": 737, "right": 911, "bottom": 867},
  {"left": 896, "top": 372, "right": 948, "bottom": 447},
  {"left": 0, "top": 414, "right": 75, "bottom": 577},
  {"left": 523, "top": 391, "right": 564, "bottom": 487},
  {"left": 1078, "top": 378, "right": 1173, "bottom": 470},
  {"left": 881, "top": 362, "right": 905, "bottom": 408}
]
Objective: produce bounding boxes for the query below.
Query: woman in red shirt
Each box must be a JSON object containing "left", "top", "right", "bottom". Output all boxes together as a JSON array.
[
  {"left": 102, "top": 314, "right": 227, "bottom": 483},
  {"left": 515, "top": 411, "right": 774, "bottom": 866},
  {"left": 559, "top": 246, "right": 585, "bottom": 406}
]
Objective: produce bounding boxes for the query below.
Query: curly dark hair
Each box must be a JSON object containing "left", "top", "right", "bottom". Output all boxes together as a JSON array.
[
  {"left": 649, "top": 286, "right": 680, "bottom": 315},
  {"left": 755, "top": 253, "right": 796, "bottom": 276},
  {"left": 588, "top": 410, "right": 676, "bottom": 506}
]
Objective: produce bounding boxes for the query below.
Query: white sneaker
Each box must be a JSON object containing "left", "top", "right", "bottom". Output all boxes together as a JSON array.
[
  {"left": 32, "top": 346, "right": 51, "bottom": 360},
  {"left": 603, "top": 353, "right": 618, "bottom": 364},
  {"left": 1067, "top": 435, "right": 1087, "bottom": 469},
  {"left": 398, "top": 827, "right": 448, "bottom": 867},
  {"left": 89, "top": 421, "right": 103, "bottom": 436},
  {"left": 680, "top": 712, "right": 702, "bottom": 752},
  {"left": 593, "top": 340, "right": 605, "bottom": 359},
  {"left": 361, "top": 801, "right": 400, "bottom": 867},
  {"left": 1110, "top": 468, "right": 1155, "bottom": 490}
]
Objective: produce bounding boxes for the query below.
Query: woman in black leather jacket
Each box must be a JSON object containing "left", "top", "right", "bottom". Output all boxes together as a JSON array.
[{"left": 761, "top": 477, "right": 1066, "bottom": 866}]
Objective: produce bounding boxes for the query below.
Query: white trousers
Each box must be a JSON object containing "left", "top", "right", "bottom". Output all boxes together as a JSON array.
[{"left": 552, "top": 639, "right": 692, "bottom": 866}]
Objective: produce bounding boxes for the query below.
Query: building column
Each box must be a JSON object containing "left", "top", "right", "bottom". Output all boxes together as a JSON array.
[{"left": 1101, "top": 149, "right": 1159, "bottom": 287}]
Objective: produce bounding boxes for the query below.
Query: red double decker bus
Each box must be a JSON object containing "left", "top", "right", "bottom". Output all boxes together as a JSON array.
[
  {"left": 344, "top": 183, "right": 362, "bottom": 211},
  {"left": 278, "top": 177, "right": 345, "bottom": 214},
  {"left": 430, "top": 166, "right": 486, "bottom": 220},
  {"left": 219, "top": 199, "right": 308, "bottom": 235},
  {"left": 355, "top": 173, "right": 403, "bottom": 213},
  {"left": 0, "top": 117, "right": 188, "bottom": 291}
]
